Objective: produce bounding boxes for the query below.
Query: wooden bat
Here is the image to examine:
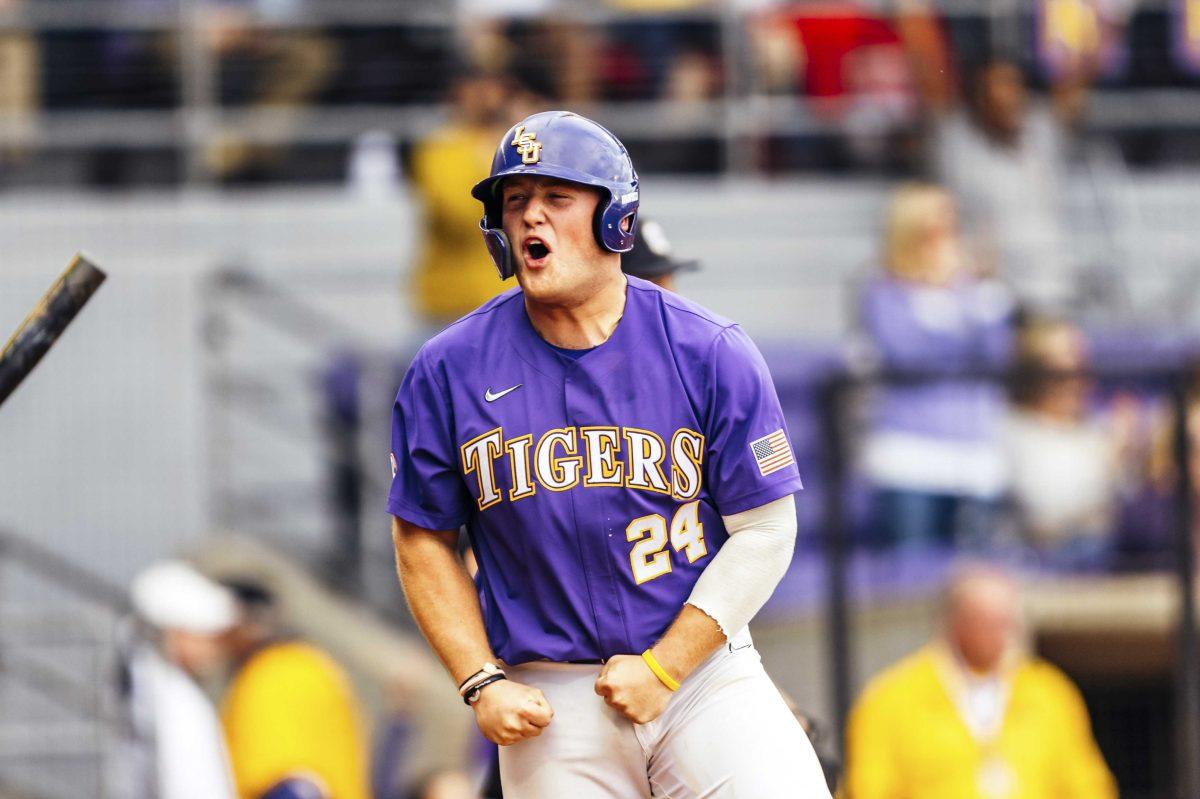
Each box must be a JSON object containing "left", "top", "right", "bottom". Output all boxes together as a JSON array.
[{"left": 0, "top": 253, "right": 107, "bottom": 409}]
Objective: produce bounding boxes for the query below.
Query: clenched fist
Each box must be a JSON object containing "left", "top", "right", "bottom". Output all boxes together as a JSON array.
[
  {"left": 473, "top": 679, "right": 554, "bottom": 745},
  {"left": 594, "top": 654, "right": 674, "bottom": 724}
]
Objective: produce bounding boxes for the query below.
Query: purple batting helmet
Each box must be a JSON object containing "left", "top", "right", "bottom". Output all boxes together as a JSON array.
[{"left": 471, "top": 110, "right": 640, "bottom": 280}]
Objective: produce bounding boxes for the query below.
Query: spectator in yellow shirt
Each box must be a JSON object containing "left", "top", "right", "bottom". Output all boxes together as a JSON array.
[
  {"left": 845, "top": 565, "right": 1116, "bottom": 799},
  {"left": 409, "top": 71, "right": 518, "bottom": 324},
  {"left": 219, "top": 581, "right": 370, "bottom": 799}
]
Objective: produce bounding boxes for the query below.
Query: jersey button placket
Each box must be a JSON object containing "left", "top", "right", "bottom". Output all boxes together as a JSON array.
[{"left": 563, "top": 366, "right": 628, "bottom": 657}]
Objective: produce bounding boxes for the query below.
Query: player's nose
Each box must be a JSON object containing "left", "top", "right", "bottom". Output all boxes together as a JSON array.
[{"left": 521, "top": 193, "right": 548, "bottom": 227}]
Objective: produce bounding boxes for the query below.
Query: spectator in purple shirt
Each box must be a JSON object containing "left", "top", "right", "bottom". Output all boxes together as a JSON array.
[{"left": 858, "top": 183, "right": 1015, "bottom": 551}]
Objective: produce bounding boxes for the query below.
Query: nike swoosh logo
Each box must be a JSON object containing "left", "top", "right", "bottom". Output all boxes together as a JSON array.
[{"left": 484, "top": 384, "right": 522, "bottom": 402}]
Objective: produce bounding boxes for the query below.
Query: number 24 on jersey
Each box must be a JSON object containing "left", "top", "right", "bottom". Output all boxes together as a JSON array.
[{"left": 626, "top": 501, "right": 707, "bottom": 585}]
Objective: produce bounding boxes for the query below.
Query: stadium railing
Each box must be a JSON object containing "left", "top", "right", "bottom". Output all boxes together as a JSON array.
[
  {"left": 0, "top": 0, "right": 1199, "bottom": 183},
  {"left": 0, "top": 528, "right": 129, "bottom": 798}
]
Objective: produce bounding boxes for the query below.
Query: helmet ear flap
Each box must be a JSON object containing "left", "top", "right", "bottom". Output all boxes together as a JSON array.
[
  {"left": 598, "top": 194, "right": 638, "bottom": 253},
  {"left": 592, "top": 193, "right": 608, "bottom": 252},
  {"left": 479, "top": 219, "right": 515, "bottom": 280}
]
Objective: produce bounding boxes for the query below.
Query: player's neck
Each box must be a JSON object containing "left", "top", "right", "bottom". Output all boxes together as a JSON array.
[{"left": 525, "top": 273, "right": 627, "bottom": 350}]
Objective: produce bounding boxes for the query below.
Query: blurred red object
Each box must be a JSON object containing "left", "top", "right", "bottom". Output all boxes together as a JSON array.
[{"left": 787, "top": 2, "right": 904, "bottom": 100}]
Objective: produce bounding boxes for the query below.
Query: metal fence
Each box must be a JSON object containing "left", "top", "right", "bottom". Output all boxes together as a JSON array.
[
  {"left": 0, "top": 530, "right": 129, "bottom": 798},
  {"left": 1, "top": 0, "right": 1200, "bottom": 184}
]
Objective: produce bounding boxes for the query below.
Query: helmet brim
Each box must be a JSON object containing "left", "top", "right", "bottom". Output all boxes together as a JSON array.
[{"left": 471, "top": 162, "right": 621, "bottom": 203}]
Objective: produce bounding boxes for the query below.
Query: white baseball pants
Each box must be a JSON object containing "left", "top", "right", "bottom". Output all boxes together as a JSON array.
[{"left": 498, "top": 632, "right": 832, "bottom": 798}]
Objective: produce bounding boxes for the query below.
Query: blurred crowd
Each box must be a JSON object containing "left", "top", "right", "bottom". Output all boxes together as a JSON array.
[
  {"left": 0, "top": 0, "right": 1198, "bottom": 182},
  {"left": 121, "top": 554, "right": 1122, "bottom": 798},
  {"left": 855, "top": 176, "right": 1196, "bottom": 574},
  {"left": 121, "top": 544, "right": 480, "bottom": 799}
]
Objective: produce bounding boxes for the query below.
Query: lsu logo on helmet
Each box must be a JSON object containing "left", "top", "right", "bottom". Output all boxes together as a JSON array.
[{"left": 510, "top": 125, "right": 542, "bottom": 164}]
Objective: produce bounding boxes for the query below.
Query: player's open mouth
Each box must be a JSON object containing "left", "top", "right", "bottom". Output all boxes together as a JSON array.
[{"left": 523, "top": 237, "right": 551, "bottom": 266}]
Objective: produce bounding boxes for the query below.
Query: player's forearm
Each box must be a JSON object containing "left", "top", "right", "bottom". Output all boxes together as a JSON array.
[
  {"left": 648, "top": 604, "right": 727, "bottom": 684},
  {"left": 391, "top": 517, "right": 496, "bottom": 686},
  {"left": 656, "top": 495, "right": 798, "bottom": 683}
]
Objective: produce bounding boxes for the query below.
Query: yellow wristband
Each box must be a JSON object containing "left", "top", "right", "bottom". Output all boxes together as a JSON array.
[{"left": 641, "top": 648, "right": 680, "bottom": 692}]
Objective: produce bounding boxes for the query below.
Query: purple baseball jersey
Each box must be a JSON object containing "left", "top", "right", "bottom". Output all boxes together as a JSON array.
[{"left": 388, "top": 276, "right": 802, "bottom": 664}]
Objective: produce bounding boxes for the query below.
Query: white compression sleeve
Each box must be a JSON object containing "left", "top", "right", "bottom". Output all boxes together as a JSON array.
[{"left": 685, "top": 494, "right": 797, "bottom": 638}]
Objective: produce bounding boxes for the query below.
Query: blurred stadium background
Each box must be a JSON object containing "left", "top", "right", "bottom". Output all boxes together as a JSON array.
[{"left": 1, "top": 0, "right": 1200, "bottom": 796}]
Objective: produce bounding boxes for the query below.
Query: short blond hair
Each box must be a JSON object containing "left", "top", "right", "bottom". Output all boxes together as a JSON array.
[{"left": 884, "top": 182, "right": 955, "bottom": 280}]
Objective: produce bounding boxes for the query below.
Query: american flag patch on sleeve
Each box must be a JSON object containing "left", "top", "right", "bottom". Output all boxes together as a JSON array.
[{"left": 750, "top": 429, "right": 795, "bottom": 477}]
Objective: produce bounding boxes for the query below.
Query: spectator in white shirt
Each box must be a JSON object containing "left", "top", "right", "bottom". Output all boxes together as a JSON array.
[{"left": 116, "top": 561, "right": 239, "bottom": 799}]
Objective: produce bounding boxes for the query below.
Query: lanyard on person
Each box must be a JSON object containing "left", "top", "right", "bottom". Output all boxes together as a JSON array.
[{"left": 932, "top": 643, "right": 1019, "bottom": 799}]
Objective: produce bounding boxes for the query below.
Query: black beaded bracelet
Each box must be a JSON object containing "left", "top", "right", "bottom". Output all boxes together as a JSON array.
[{"left": 464, "top": 673, "right": 508, "bottom": 706}]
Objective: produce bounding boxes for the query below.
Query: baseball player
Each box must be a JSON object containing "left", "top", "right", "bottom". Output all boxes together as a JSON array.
[
  {"left": 619, "top": 217, "right": 699, "bottom": 291},
  {"left": 389, "top": 110, "right": 830, "bottom": 798}
]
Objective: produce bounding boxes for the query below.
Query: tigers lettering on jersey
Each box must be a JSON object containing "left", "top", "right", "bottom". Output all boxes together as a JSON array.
[{"left": 460, "top": 425, "right": 704, "bottom": 509}]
